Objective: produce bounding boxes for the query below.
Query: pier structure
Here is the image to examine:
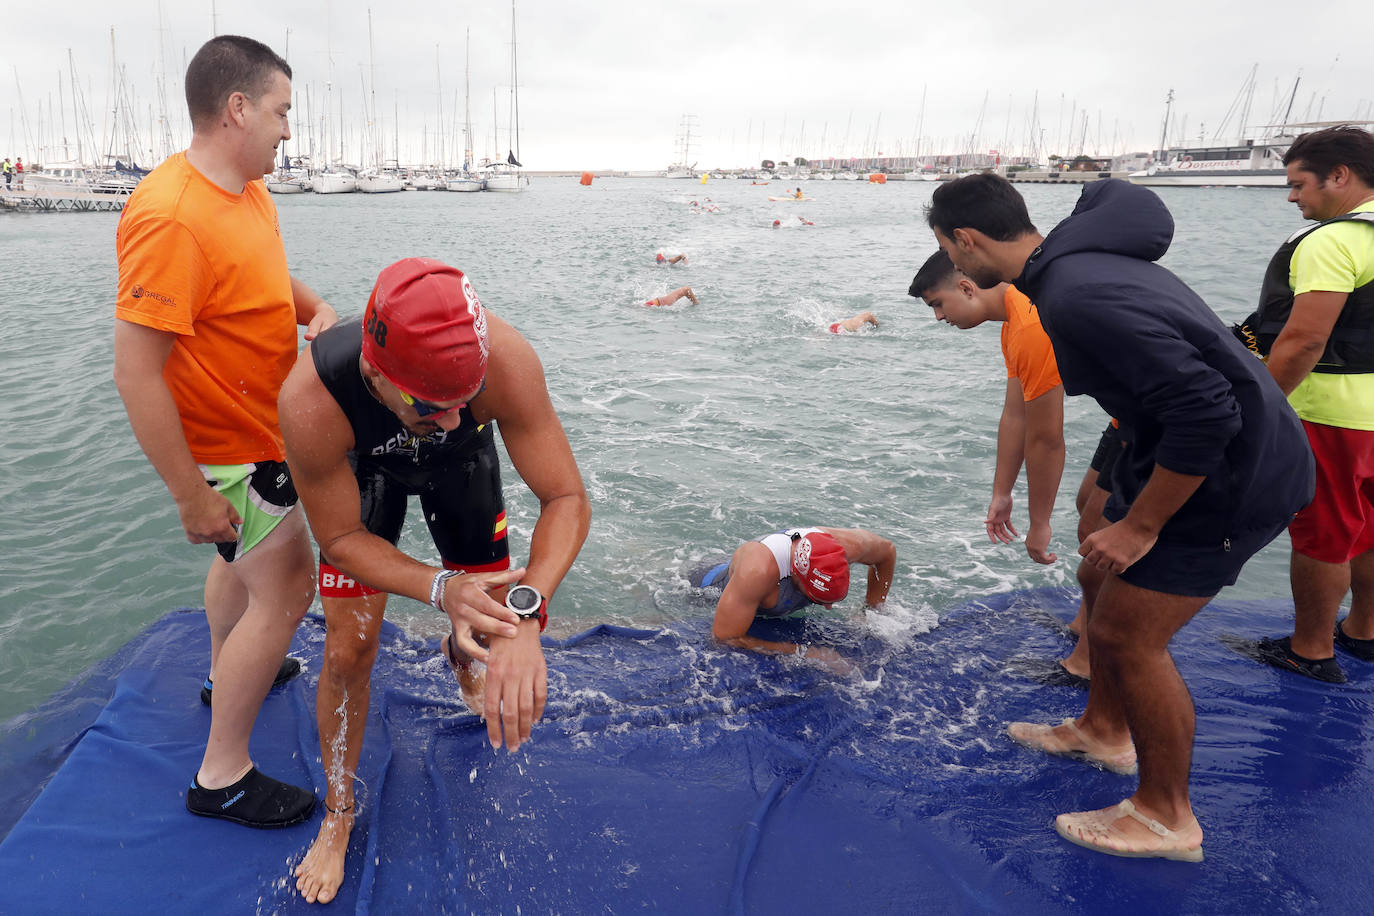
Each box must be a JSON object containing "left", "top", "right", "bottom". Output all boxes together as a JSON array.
[{"left": 0, "top": 187, "right": 132, "bottom": 213}]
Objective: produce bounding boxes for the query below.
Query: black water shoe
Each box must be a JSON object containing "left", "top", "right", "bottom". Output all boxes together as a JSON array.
[
  {"left": 1254, "top": 636, "right": 1346, "bottom": 684},
  {"left": 200, "top": 657, "right": 303, "bottom": 706},
  {"left": 1335, "top": 619, "right": 1374, "bottom": 662},
  {"left": 186, "top": 767, "right": 316, "bottom": 828}
]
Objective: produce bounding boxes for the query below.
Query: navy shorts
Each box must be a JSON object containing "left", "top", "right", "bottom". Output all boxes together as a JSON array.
[
  {"left": 1117, "top": 514, "right": 1292, "bottom": 597},
  {"left": 1089, "top": 421, "right": 1123, "bottom": 493}
]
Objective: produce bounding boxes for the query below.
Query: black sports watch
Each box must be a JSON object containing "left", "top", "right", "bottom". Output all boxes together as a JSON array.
[{"left": 505, "top": 583, "right": 548, "bottom": 631}]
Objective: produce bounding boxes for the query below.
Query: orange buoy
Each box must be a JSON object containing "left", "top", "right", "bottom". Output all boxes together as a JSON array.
[
  {"left": 579, "top": 172, "right": 594, "bottom": 186},
  {"left": 868, "top": 173, "right": 887, "bottom": 184}
]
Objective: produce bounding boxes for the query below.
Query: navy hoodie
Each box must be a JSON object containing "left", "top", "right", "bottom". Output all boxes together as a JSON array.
[{"left": 1016, "top": 179, "right": 1313, "bottom": 546}]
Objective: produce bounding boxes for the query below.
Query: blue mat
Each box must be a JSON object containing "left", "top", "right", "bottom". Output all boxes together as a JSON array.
[{"left": 1, "top": 590, "right": 1369, "bottom": 914}]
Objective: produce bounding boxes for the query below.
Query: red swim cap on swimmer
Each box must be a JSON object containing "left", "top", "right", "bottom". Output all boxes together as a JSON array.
[
  {"left": 772, "top": 219, "right": 781, "bottom": 227},
  {"left": 790, "top": 531, "right": 850, "bottom": 604},
  {"left": 361, "top": 257, "right": 490, "bottom": 403},
  {"left": 656, "top": 252, "right": 665, "bottom": 262}
]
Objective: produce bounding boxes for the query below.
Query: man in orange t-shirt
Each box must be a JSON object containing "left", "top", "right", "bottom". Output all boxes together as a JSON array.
[
  {"left": 910, "top": 248, "right": 1121, "bottom": 685},
  {"left": 910, "top": 248, "right": 1112, "bottom": 685},
  {"left": 113, "top": 35, "right": 337, "bottom": 829},
  {"left": 909, "top": 248, "right": 1066, "bottom": 565}
]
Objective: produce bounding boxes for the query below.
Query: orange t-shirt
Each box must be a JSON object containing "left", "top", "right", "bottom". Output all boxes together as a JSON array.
[
  {"left": 999, "top": 285, "right": 1061, "bottom": 402},
  {"left": 115, "top": 152, "right": 297, "bottom": 464}
]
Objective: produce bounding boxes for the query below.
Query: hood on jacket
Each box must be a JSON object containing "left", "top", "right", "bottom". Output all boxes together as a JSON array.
[{"left": 1021, "top": 179, "right": 1175, "bottom": 286}]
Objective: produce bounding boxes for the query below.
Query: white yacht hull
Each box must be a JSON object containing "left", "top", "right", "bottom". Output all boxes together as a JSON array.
[
  {"left": 266, "top": 179, "right": 308, "bottom": 194},
  {"left": 485, "top": 173, "right": 523, "bottom": 192},
  {"left": 311, "top": 172, "right": 357, "bottom": 194},
  {"left": 357, "top": 174, "right": 404, "bottom": 193},
  {"left": 1126, "top": 169, "right": 1285, "bottom": 188},
  {"left": 447, "top": 177, "right": 486, "bottom": 192}
]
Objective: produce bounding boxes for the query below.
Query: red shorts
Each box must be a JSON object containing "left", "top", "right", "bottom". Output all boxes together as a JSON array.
[{"left": 1288, "top": 420, "right": 1374, "bottom": 564}]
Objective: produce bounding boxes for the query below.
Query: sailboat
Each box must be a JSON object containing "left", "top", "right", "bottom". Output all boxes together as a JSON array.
[
  {"left": 357, "top": 11, "right": 403, "bottom": 193},
  {"left": 484, "top": 0, "right": 525, "bottom": 193},
  {"left": 446, "top": 29, "right": 485, "bottom": 192},
  {"left": 666, "top": 115, "right": 697, "bottom": 179},
  {"left": 311, "top": 79, "right": 357, "bottom": 194}
]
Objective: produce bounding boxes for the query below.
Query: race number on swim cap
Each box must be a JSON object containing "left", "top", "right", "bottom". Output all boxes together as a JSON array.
[{"left": 361, "top": 257, "right": 489, "bottom": 403}]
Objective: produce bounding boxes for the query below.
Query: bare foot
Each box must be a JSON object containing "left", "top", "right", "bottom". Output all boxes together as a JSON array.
[
  {"left": 457, "top": 666, "right": 487, "bottom": 716},
  {"left": 294, "top": 807, "right": 355, "bottom": 903},
  {"left": 1059, "top": 640, "right": 1091, "bottom": 680},
  {"left": 444, "top": 631, "right": 487, "bottom": 716}
]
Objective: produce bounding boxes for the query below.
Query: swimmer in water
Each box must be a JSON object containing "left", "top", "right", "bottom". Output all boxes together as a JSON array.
[
  {"left": 645, "top": 286, "right": 698, "bottom": 307},
  {"left": 692, "top": 527, "right": 896, "bottom": 674},
  {"left": 656, "top": 252, "right": 688, "bottom": 265},
  {"left": 828, "top": 311, "right": 879, "bottom": 334}
]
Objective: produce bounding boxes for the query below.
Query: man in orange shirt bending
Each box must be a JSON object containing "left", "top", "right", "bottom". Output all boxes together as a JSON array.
[
  {"left": 910, "top": 249, "right": 1104, "bottom": 683},
  {"left": 910, "top": 248, "right": 1066, "bottom": 565},
  {"left": 113, "top": 35, "right": 337, "bottom": 828}
]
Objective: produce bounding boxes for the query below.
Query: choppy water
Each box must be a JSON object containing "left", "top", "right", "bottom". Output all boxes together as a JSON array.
[{"left": 0, "top": 177, "right": 1307, "bottom": 721}]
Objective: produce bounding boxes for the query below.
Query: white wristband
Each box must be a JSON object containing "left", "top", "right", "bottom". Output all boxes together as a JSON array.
[{"left": 429, "top": 570, "right": 460, "bottom": 611}]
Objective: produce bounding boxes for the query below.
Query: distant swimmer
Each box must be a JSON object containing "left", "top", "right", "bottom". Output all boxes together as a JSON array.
[
  {"left": 692, "top": 526, "right": 896, "bottom": 673},
  {"left": 828, "top": 311, "right": 879, "bottom": 334},
  {"left": 645, "top": 286, "right": 697, "bottom": 307},
  {"left": 655, "top": 251, "right": 687, "bottom": 265}
]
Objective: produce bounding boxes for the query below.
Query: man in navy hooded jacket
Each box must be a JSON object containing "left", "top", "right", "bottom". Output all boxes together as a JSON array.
[{"left": 927, "top": 174, "right": 1313, "bottom": 862}]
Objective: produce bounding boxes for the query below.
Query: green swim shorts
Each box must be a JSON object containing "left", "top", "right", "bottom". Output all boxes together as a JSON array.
[{"left": 199, "top": 460, "right": 299, "bottom": 563}]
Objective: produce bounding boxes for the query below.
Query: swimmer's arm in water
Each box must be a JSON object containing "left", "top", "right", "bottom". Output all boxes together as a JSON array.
[
  {"left": 650, "top": 286, "right": 697, "bottom": 307},
  {"left": 833, "top": 311, "right": 879, "bottom": 333},
  {"left": 821, "top": 527, "right": 896, "bottom": 608}
]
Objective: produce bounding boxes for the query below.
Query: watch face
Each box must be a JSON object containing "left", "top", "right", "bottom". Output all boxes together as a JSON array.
[{"left": 507, "top": 585, "right": 541, "bottom": 613}]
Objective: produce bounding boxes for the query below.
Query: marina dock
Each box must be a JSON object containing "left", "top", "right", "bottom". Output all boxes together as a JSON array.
[{"left": 0, "top": 187, "right": 131, "bottom": 213}]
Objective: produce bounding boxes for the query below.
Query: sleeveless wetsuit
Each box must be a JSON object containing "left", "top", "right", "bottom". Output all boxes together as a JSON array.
[
  {"left": 310, "top": 318, "right": 510, "bottom": 591},
  {"left": 695, "top": 528, "right": 819, "bottom": 617}
]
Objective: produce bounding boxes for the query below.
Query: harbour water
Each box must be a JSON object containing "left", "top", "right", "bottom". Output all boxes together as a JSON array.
[{"left": 0, "top": 178, "right": 1308, "bottom": 722}]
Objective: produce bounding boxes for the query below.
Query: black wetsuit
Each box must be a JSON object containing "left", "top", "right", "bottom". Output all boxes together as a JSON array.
[{"left": 311, "top": 317, "right": 509, "bottom": 570}]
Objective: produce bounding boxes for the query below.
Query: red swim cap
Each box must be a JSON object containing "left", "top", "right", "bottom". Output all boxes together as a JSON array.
[
  {"left": 772, "top": 219, "right": 781, "bottom": 227},
  {"left": 790, "top": 531, "right": 850, "bottom": 604},
  {"left": 361, "top": 257, "right": 489, "bottom": 402}
]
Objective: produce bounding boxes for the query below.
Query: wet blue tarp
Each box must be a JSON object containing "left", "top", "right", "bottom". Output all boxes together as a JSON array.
[{"left": 1, "top": 589, "right": 1369, "bottom": 914}]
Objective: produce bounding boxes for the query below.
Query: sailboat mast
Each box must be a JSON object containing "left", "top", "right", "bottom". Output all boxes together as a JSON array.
[
  {"left": 368, "top": 9, "right": 378, "bottom": 167},
  {"left": 435, "top": 47, "right": 444, "bottom": 169},
  {"left": 464, "top": 29, "right": 473, "bottom": 170},
  {"left": 510, "top": 0, "right": 520, "bottom": 164}
]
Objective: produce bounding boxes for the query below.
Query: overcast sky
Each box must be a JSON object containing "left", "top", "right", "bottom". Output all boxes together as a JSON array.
[{"left": 3, "top": 0, "right": 1371, "bottom": 171}]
